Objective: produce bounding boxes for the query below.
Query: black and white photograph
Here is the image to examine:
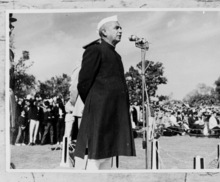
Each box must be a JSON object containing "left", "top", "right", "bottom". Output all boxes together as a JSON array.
[{"left": 6, "top": 9, "right": 220, "bottom": 173}]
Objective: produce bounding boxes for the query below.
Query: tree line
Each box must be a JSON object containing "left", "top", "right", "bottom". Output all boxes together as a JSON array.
[
  {"left": 13, "top": 50, "right": 220, "bottom": 106},
  {"left": 14, "top": 50, "right": 168, "bottom": 103},
  {"left": 183, "top": 82, "right": 220, "bottom": 107},
  {"left": 14, "top": 51, "right": 71, "bottom": 101}
]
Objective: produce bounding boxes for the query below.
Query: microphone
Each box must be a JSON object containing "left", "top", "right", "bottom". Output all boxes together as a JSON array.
[
  {"left": 128, "top": 35, "right": 147, "bottom": 44},
  {"left": 128, "top": 35, "right": 138, "bottom": 41}
]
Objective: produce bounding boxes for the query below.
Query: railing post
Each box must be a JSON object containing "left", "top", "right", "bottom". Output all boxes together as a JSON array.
[
  {"left": 193, "top": 155, "right": 205, "bottom": 170},
  {"left": 60, "top": 136, "right": 71, "bottom": 167}
]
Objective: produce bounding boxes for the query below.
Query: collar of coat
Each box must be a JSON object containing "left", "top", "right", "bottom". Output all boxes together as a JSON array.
[{"left": 101, "top": 39, "right": 116, "bottom": 50}]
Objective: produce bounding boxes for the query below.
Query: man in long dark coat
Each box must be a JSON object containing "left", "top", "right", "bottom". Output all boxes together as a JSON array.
[{"left": 74, "top": 15, "right": 136, "bottom": 170}]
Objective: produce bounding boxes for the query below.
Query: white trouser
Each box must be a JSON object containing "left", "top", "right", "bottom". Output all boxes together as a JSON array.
[
  {"left": 203, "top": 122, "right": 209, "bottom": 136},
  {"left": 64, "top": 120, "right": 74, "bottom": 142},
  {"left": 78, "top": 117, "right": 81, "bottom": 129},
  {"left": 183, "top": 123, "right": 189, "bottom": 130},
  {"left": 74, "top": 155, "right": 119, "bottom": 170},
  {"left": 86, "top": 157, "right": 112, "bottom": 170},
  {"left": 74, "top": 156, "right": 88, "bottom": 170},
  {"left": 29, "top": 119, "right": 39, "bottom": 143}
]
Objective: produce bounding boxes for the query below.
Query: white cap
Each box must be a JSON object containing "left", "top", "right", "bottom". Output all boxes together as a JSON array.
[{"left": 97, "top": 15, "right": 118, "bottom": 33}]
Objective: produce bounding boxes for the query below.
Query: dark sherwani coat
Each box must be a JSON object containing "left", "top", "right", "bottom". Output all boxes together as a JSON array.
[{"left": 75, "top": 39, "right": 136, "bottom": 159}]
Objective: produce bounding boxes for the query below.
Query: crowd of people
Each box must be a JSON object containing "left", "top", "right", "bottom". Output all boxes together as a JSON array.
[
  {"left": 130, "top": 101, "right": 220, "bottom": 137},
  {"left": 11, "top": 94, "right": 79, "bottom": 147},
  {"left": 12, "top": 92, "right": 220, "bottom": 148}
]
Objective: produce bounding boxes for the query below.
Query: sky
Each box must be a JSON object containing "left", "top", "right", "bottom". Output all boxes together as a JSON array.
[{"left": 11, "top": 10, "right": 220, "bottom": 100}]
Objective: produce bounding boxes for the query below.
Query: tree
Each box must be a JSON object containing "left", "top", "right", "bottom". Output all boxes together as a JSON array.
[
  {"left": 215, "top": 76, "right": 220, "bottom": 100},
  {"left": 183, "top": 83, "right": 219, "bottom": 107},
  {"left": 14, "top": 51, "right": 32, "bottom": 74},
  {"left": 158, "top": 95, "right": 169, "bottom": 102},
  {"left": 197, "top": 83, "right": 214, "bottom": 95},
  {"left": 125, "top": 60, "right": 167, "bottom": 105},
  {"left": 14, "top": 51, "right": 36, "bottom": 98},
  {"left": 38, "top": 74, "right": 71, "bottom": 101}
]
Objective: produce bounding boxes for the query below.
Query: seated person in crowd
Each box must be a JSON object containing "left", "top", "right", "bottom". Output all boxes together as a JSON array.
[
  {"left": 193, "top": 115, "right": 205, "bottom": 134},
  {"left": 161, "top": 111, "right": 172, "bottom": 128},
  {"left": 181, "top": 114, "right": 190, "bottom": 133},
  {"left": 163, "top": 111, "right": 183, "bottom": 136},
  {"left": 169, "top": 111, "right": 179, "bottom": 127},
  {"left": 209, "top": 111, "right": 220, "bottom": 135},
  {"left": 188, "top": 112, "right": 198, "bottom": 130},
  {"left": 169, "top": 111, "right": 186, "bottom": 135},
  {"left": 156, "top": 110, "right": 164, "bottom": 125}
]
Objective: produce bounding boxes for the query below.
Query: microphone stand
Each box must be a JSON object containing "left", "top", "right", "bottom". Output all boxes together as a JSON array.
[{"left": 133, "top": 38, "right": 151, "bottom": 169}]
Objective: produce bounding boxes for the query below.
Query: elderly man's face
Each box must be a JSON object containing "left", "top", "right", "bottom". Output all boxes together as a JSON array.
[{"left": 104, "top": 21, "right": 122, "bottom": 46}]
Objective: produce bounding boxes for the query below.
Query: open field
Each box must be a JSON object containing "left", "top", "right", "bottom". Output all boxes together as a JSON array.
[{"left": 10, "top": 135, "right": 220, "bottom": 170}]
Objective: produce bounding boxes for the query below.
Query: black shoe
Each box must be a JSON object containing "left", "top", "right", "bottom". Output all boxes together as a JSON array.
[{"left": 56, "top": 147, "right": 61, "bottom": 150}]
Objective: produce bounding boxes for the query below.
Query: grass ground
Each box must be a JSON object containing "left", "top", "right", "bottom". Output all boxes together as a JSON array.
[{"left": 10, "top": 135, "right": 220, "bottom": 170}]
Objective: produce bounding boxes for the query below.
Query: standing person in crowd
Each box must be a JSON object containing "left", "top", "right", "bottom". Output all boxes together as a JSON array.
[
  {"left": 15, "top": 108, "right": 27, "bottom": 146},
  {"left": 69, "top": 60, "right": 87, "bottom": 169},
  {"left": 51, "top": 97, "right": 59, "bottom": 144},
  {"left": 64, "top": 99, "right": 75, "bottom": 143},
  {"left": 35, "top": 96, "right": 44, "bottom": 144},
  {"left": 133, "top": 102, "right": 140, "bottom": 125},
  {"left": 16, "top": 98, "right": 23, "bottom": 118},
  {"left": 69, "top": 60, "right": 84, "bottom": 130},
  {"left": 139, "top": 107, "right": 144, "bottom": 126},
  {"left": 130, "top": 105, "right": 138, "bottom": 127},
  {"left": 28, "top": 98, "right": 44, "bottom": 146},
  {"left": 23, "top": 98, "right": 31, "bottom": 144},
  {"left": 12, "top": 98, "right": 24, "bottom": 144},
  {"left": 75, "top": 15, "right": 136, "bottom": 170},
  {"left": 56, "top": 97, "right": 66, "bottom": 145},
  {"left": 130, "top": 106, "right": 137, "bottom": 129},
  {"left": 72, "top": 94, "right": 85, "bottom": 169},
  {"left": 41, "top": 101, "right": 55, "bottom": 145}
]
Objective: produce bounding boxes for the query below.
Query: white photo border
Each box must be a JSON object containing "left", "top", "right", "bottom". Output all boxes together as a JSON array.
[{"left": 5, "top": 8, "right": 220, "bottom": 173}]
